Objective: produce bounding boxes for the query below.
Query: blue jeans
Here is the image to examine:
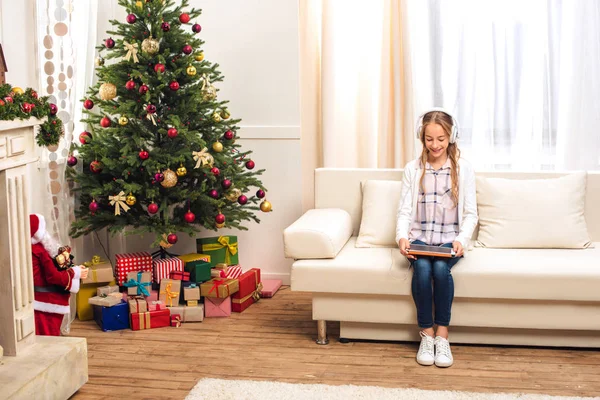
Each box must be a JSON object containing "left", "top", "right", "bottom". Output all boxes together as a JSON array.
[{"left": 410, "top": 240, "right": 462, "bottom": 328}]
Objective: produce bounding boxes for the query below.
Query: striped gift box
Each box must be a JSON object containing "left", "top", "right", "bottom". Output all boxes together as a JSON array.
[
  {"left": 115, "top": 252, "right": 152, "bottom": 285},
  {"left": 225, "top": 265, "right": 242, "bottom": 279},
  {"left": 153, "top": 258, "right": 184, "bottom": 284}
]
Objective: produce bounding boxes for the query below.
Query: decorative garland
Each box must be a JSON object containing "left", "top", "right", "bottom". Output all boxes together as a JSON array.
[{"left": 0, "top": 84, "right": 64, "bottom": 147}]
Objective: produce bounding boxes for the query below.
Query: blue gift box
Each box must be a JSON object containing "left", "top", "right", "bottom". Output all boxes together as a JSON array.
[{"left": 93, "top": 300, "right": 130, "bottom": 332}]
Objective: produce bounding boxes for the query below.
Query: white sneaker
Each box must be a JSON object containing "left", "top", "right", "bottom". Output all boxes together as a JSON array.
[
  {"left": 434, "top": 336, "right": 454, "bottom": 367},
  {"left": 416, "top": 331, "right": 435, "bottom": 366}
]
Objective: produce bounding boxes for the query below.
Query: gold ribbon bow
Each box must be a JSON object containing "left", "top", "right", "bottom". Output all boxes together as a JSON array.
[
  {"left": 160, "top": 282, "right": 179, "bottom": 307},
  {"left": 171, "top": 315, "right": 182, "bottom": 328},
  {"left": 109, "top": 191, "right": 130, "bottom": 215},
  {"left": 192, "top": 147, "right": 214, "bottom": 169},
  {"left": 202, "top": 236, "right": 238, "bottom": 265},
  {"left": 252, "top": 282, "right": 264, "bottom": 302},
  {"left": 123, "top": 41, "right": 139, "bottom": 63}
]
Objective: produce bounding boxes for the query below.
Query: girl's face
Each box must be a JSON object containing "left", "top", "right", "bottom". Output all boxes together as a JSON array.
[{"left": 424, "top": 123, "right": 449, "bottom": 161}]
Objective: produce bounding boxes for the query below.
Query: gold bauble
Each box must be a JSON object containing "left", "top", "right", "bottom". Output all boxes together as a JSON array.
[
  {"left": 212, "top": 112, "right": 222, "bottom": 123},
  {"left": 141, "top": 37, "right": 160, "bottom": 55},
  {"left": 95, "top": 57, "right": 105, "bottom": 67},
  {"left": 216, "top": 222, "right": 225, "bottom": 229},
  {"left": 176, "top": 165, "right": 187, "bottom": 177},
  {"left": 260, "top": 200, "right": 273, "bottom": 212},
  {"left": 160, "top": 169, "right": 178, "bottom": 188},
  {"left": 195, "top": 52, "right": 205, "bottom": 62},
  {"left": 186, "top": 65, "right": 197, "bottom": 76},
  {"left": 225, "top": 188, "right": 241, "bottom": 202},
  {"left": 126, "top": 193, "right": 137, "bottom": 206},
  {"left": 202, "top": 85, "right": 217, "bottom": 101},
  {"left": 212, "top": 142, "right": 223, "bottom": 153},
  {"left": 118, "top": 116, "right": 129, "bottom": 126},
  {"left": 11, "top": 87, "right": 24, "bottom": 95},
  {"left": 135, "top": 0, "right": 143, "bottom": 9},
  {"left": 99, "top": 83, "right": 117, "bottom": 101},
  {"left": 220, "top": 109, "right": 231, "bottom": 119}
]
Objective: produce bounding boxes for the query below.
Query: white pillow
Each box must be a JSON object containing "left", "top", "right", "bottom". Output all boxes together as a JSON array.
[
  {"left": 355, "top": 179, "right": 402, "bottom": 247},
  {"left": 475, "top": 172, "right": 591, "bottom": 248}
]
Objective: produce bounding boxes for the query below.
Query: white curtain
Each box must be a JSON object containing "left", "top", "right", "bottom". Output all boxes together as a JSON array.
[{"left": 405, "top": 0, "right": 600, "bottom": 171}]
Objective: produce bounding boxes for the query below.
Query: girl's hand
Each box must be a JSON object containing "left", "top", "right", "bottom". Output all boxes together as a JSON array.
[
  {"left": 452, "top": 241, "right": 464, "bottom": 257},
  {"left": 399, "top": 238, "right": 416, "bottom": 260}
]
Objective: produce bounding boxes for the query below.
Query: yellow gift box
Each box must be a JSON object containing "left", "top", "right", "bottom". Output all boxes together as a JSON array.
[{"left": 77, "top": 279, "right": 116, "bottom": 321}]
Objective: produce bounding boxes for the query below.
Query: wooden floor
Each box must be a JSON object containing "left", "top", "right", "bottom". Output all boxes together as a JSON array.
[{"left": 69, "top": 287, "right": 600, "bottom": 399}]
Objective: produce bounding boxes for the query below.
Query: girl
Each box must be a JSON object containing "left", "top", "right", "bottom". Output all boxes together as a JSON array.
[{"left": 395, "top": 108, "right": 478, "bottom": 368}]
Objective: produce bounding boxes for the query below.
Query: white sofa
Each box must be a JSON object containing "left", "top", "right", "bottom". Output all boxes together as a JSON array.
[{"left": 283, "top": 168, "right": 600, "bottom": 348}]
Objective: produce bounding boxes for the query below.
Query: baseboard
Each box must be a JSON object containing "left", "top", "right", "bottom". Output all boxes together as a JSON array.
[{"left": 261, "top": 272, "right": 290, "bottom": 285}]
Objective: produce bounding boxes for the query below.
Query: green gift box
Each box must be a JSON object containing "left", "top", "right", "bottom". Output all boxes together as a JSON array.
[
  {"left": 181, "top": 259, "right": 212, "bottom": 283},
  {"left": 196, "top": 235, "right": 239, "bottom": 266}
]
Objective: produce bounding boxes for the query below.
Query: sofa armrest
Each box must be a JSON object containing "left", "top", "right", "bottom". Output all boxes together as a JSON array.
[{"left": 283, "top": 208, "right": 353, "bottom": 259}]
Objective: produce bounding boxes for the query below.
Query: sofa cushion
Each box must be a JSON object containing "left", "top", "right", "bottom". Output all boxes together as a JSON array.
[
  {"left": 355, "top": 179, "right": 402, "bottom": 248},
  {"left": 291, "top": 237, "right": 600, "bottom": 302},
  {"left": 476, "top": 173, "right": 592, "bottom": 249}
]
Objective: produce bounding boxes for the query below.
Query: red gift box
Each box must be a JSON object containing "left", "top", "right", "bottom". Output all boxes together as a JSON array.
[
  {"left": 130, "top": 309, "right": 170, "bottom": 330},
  {"left": 115, "top": 252, "right": 152, "bottom": 286},
  {"left": 170, "top": 270, "right": 190, "bottom": 282},
  {"left": 153, "top": 257, "right": 184, "bottom": 284},
  {"left": 232, "top": 268, "right": 262, "bottom": 313}
]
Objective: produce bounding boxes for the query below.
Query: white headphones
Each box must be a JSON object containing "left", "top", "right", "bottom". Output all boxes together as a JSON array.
[{"left": 415, "top": 107, "right": 460, "bottom": 144}]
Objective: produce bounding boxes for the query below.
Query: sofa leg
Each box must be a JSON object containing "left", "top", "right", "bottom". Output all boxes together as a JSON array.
[{"left": 316, "top": 320, "right": 329, "bottom": 345}]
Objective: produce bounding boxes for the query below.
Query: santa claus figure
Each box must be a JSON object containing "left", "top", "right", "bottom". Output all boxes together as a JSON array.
[{"left": 30, "top": 213, "right": 88, "bottom": 336}]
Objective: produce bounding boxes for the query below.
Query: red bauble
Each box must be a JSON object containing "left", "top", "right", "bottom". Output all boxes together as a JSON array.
[
  {"left": 100, "top": 117, "right": 111, "bottom": 128},
  {"left": 179, "top": 13, "right": 190, "bottom": 23},
  {"left": 90, "top": 160, "right": 103, "bottom": 173},
  {"left": 167, "top": 233, "right": 178, "bottom": 244},
  {"left": 223, "top": 130, "right": 234, "bottom": 140},
  {"left": 84, "top": 99, "right": 94, "bottom": 109},
  {"left": 49, "top": 103, "right": 57, "bottom": 114},
  {"left": 211, "top": 167, "right": 220, "bottom": 176},
  {"left": 222, "top": 179, "right": 232, "bottom": 189},
  {"left": 238, "top": 195, "right": 248, "bottom": 205},
  {"left": 67, "top": 156, "right": 78, "bottom": 166},
  {"left": 256, "top": 189, "right": 266, "bottom": 198},
  {"left": 169, "top": 81, "right": 180, "bottom": 91},
  {"left": 209, "top": 189, "right": 219, "bottom": 199},
  {"left": 105, "top": 38, "right": 115, "bottom": 48},
  {"left": 5, "top": 96, "right": 13, "bottom": 104},
  {"left": 161, "top": 22, "right": 171, "bottom": 32},
  {"left": 0, "top": 99, "right": 5, "bottom": 106},
  {"left": 126, "top": 14, "right": 137, "bottom": 24},
  {"left": 154, "top": 172, "right": 164, "bottom": 182},
  {"left": 22, "top": 103, "right": 32, "bottom": 113},
  {"left": 167, "top": 128, "right": 178, "bottom": 138},
  {"left": 184, "top": 211, "right": 196, "bottom": 223},
  {"left": 182, "top": 45, "right": 193, "bottom": 55},
  {"left": 245, "top": 160, "right": 255, "bottom": 170},
  {"left": 89, "top": 200, "right": 99, "bottom": 213},
  {"left": 139, "top": 150, "right": 149, "bottom": 160},
  {"left": 126, "top": 80, "right": 136, "bottom": 90},
  {"left": 139, "top": 84, "right": 149, "bottom": 94},
  {"left": 79, "top": 131, "right": 92, "bottom": 144},
  {"left": 31, "top": 91, "right": 38, "bottom": 99},
  {"left": 215, "top": 214, "right": 225, "bottom": 224},
  {"left": 146, "top": 104, "right": 157, "bottom": 113},
  {"left": 148, "top": 202, "right": 159, "bottom": 214},
  {"left": 154, "top": 63, "right": 165, "bottom": 73},
  {"left": 192, "top": 23, "right": 202, "bottom": 33}
]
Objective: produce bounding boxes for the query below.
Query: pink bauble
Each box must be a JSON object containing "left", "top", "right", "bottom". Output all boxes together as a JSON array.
[
  {"left": 245, "top": 160, "right": 255, "bottom": 170},
  {"left": 183, "top": 45, "right": 193, "bottom": 54},
  {"left": 209, "top": 189, "right": 219, "bottom": 199},
  {"left": 89, "top": 201, "right": 99, "bottom": 213},
  {"left": 211, "top": 167, "right": 220, "bottom": 176},
  {"left": 126, "top": 14, "right": 137, "bottom": 24},
  {"left": 139, "top": 84, "right": 149, "bottom": 94},
  {"left": 67, "top": 156, "right": 78, "bottom": 167},
  {"left": 256, "top": 189, "right": 265, "bottom": 198},
  {"left": 222, "top": 179, "right": 232, "bottom": 189},
  {"left": 237, "top": 195, "right": 248, "bottom": 205}
]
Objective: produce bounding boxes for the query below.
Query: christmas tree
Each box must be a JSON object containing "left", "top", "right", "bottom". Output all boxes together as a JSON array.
[{"left": 67, "top": 0, "right": 271, "bottom": 248}]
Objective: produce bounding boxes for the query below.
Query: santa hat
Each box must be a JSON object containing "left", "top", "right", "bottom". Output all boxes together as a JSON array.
[{"left": 30, "top": 213, "right": 47, "bottom": 245}]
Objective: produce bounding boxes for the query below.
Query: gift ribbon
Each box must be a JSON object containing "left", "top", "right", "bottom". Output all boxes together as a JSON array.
[
  {"left": 151, "top": 300, "right": 163, "bottom": 311},
  {"left": 161, "top": 282, "right": 179, "bottom": 307},
  {"left": 138, "top": 312, "right": 151, "bottom": 330},
  {"left": 124, "top": 271, "right": 151, "bottom": 296},
  {"left": 123, "top": 41, "right": 139, "bottom": 63},
  {"left": 208, "top": 279, "right": 231, "bottom": 298},
  {"left": 146, "top": 109, "right": 157, "bottom": 126},
  {"left": 109, "top": 191, "right": 130, "bottom": 215},
  {"left": 171, "top": 315, "right": 182, "bottom": 328},
  {"left": 189, "top": 283, "right": 197, "bottom": 288},
  {"left": 232, "top": 282, "right": 263, "bottom": 305},
  {"left": 201, "top": 236, "right": 238, "bottom": 265},
  {"left": 192, "top": 147, "right": 214, "bottom": 169}
]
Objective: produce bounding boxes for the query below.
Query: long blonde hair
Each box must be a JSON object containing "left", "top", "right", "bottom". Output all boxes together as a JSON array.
[{"left": 418, "top": 111, "right": 461, "bottom": 206}]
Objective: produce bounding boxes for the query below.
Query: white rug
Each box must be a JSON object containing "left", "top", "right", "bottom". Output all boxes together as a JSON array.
[{"left": 186, "top": 378, "right": 598, "bottom": 400}]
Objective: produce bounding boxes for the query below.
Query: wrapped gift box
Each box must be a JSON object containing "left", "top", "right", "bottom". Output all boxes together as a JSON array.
[
  {"left": 260, "top": 279, "right": 282, "bottom": 298},
  {"left": 153, "top": 257, "right": 184, "bottom": 284},
  {"left": 184, "top": 305, "right": 204, "bottom": 322},
  {"left": 81, "top": 256, "right": 114, "bottom": 284},
  {"left": 93, "top": 301, "right": 130, "bottom": 332},
  {"left": 115, "top": 252, "right": 152, "bottom": 285},
  {"left": 124, "top": 271, "right": 152, "bottom": 296},
  {"left": 196, "top": 236, "right": 238, "bottom": 266},
  {"left": 170, "top": 270, "right": 190, "bottom": 282},
  {"left": 88, "top": 295, "right": 121, "bottom": 307},
  {"left": 128, "top": 296, "right": 148, "bottom": 313},
  {"left": 77, "top": 280, "right": 116, "bottom": 321},
  {"left": 184, "top": 284, "right": 200, "bottom": 301},
  {"left": 159, "top": 279, "right": 182, "bottom": 307},
  {"left": 224, "top": 265, "right": 242, "bottom": 279},
  {"left": 97, "top": 285, "right": 119, "bottom": 296},
  {"left": 204, "top": 297, "right": 231, "bottom": 317},
  {"left": 187, "top": 300, "right": 198, "bottom": 307},
  {"left": 148, "top": 300, "right": 165, "bottom": 311},
  {"left": 232, "top": 268, "right": 262, "bottom": 313},
  {"left": 130, "top": 309, "right": 170, "bottom": 331},
  {"left": 180, "top": 256, "right": 212, "bottom": 283},
  {"left": 200, "top": 278, "right": 239, "bottom": 299}
]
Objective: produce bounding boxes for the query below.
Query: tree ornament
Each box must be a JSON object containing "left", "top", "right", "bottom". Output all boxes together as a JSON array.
[
  {"left": 148, "top": 202, "right": 159, "bottom": 214},
  {"left": 176, "top": 164, "right": 187, "bottom": 177},
  {"left": 79, "top": 131, "right": 92, "bottom": 144},
  {"left": 100, "top": 117, "right": 111, "bottom": 128},
  {"left": 186, "top": 65, "right": 197, "bottom": 76},
  {"left": 161, "top": 22, "right": 171, "bottom": 32},
  {"left": 90, "top": 160, "right": 103, "bottom": 174},
  {"left": 135, "top": 1, "right": 143, "bottom": 10},
  {"left": 201, "top": 74, "right": 217, "bottom": 100},
  {"left": 225, "top": 188, "right": 241, "bottom": 201},
  {"left": 99, "top": 82, "right": 117, "bottom": 100},
  {"left": 84, "top": 99, "right": 94, "bottom": 109},
  {"left": 4, "top": 96, "right": 13, "bottom": 104},
  {"left": 89, "top": 200, "right": 99, "bottom": 213},
  {"left": 67, "top": 155, "right": 78, "bottom": 167},
  {"left": 209, "top": 189, "right": 219, "bottom": 199},
  {"left": 223, "top": 130, "right": 234, "bottom": 140},
  {"left": 260, "top": 200, "right": 273, "bottom": 212},
  {"left": 10, "top": 87, "right": 24, "bottom": 96},
  {"left": 183, "top": 44, "right": 193, "bottom": 55},
  {"left": 141, "top": 36, "right": 160, "bottom": 55},
  {"left": 212, "top": 112, "right": 222, "bottom": 123},
  {"left": 50, "top": 103, "right": 58, "bottom": 115},
  {"left": 126, "top": 80, "right": 136, "bottom": 90},
  {"left": 215, "top": 213, "right": 225, "bottom": 224},
  {"left": 126, "top": 14, "right": 137, "bottom": 24},
  {"left": 184, "top": 211, "right": 196, "bottom": 223},
  {"left": 195, "top": 52, "right": 204, "bottom": 61},
  {"left": 109, "top": 192, "right": 131, "bottom": 216},
  {"left": 192, "top": 23, "right": 202, "bottom": 33},
  {"left": 0, "top": 99, "right": 4, "bottom": 106},
  {"left": 139, "top": 150, "right": 149, "bottom": 160},
  {"left": 154, "top": 63, "right": 165, "bottom": 73},
  {"left": 147, "top": 104, "right": 157, "bottom": 113},
  {"left": 179, "top": 13, "right": 190, "bottom": 23},
  {"left": 160, "top": 169, "right": 178, "bottom": 188},
  {"left": 126, "top": 193, "right": 137, "bottom": 206},
  {"left": 154, "top": 171, "right": 164, "bottom": 182},
  {"left": 238, "top": 195, "right": 248, "bottom": 205},
  {"left": 22, "top": 103, "right": 32, "bottom": 113},
  {"left": 169, "top": 81, "right": 180, "bottom": 91},
  {"left": 119, "top": 116, "right": 129, "bottom": 126},
  {"left": 139, "top": 84, "right": 149, "bottom": 94},
  {"left": 31, "top": 91, "right": 38, "bottom": 99},
  {"left": 245, "top": 160, "right": 255, "bottom": 170},
  {"left": 216, "top": 222, "right": 225, "bottom": 229},
  {"left": 95, "top": 56, "right": 105, "bottom": 66},
  {"left": 167, "top": 233, "right": 178, "bottom": 244},
  {"left": 222, "top": 179, "right": 232, "bottom": 189},
  {"left": 256, "top": 189, "right": 266, "bottom": 198},
  {"left": 211, "top": 167, "right": 220, "bottom": 176},
  {"left": 220, "top": 109, "right": 231, "bottom": 119},
  {"left": 105, "top": 38, "right": 115, "bottom": 48},
  {"left": 167, "top": 128, "right": 178, "bottom": 138},
  {"left": 212, "top": 142, "right": 223, "bottom": 153}
]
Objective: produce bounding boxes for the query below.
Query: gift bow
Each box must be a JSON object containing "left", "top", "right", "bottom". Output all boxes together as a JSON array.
[
  {"left": 145, "top": 105, "right": 157, "bottom": 126},
  {"left": 124, "top": 271, "right": 151, "bottom": 296},
  {"left": 189, "top": 283, "right": 197, "bottom": 288},
  {"left": 109, "top": 191, "right": 130, "bottom": 215},
  {"left": 252, "top": 282, "right": 264, "bottom": 302},
  {"left": 123, "top": 41, "right": 139, "bottom": 63},
  {"left": 161, "top": 282, "right": 179, "bottom": 307},
  {"left": 202, "top": 236, "right": 238, "bottom": 265},
  {"left": 84, "top": 255, "right": 103, "bottom": 268},
  {"left": 192, "top": 147, "right": 214, "bottom": 169},
  {"left": 171, "top": 315, "right": 182, "bottom": 328}
]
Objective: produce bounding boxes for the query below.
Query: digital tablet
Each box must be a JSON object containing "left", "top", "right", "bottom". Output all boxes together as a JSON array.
[{"left": 407, "top": 244, "right": 456, "bottom": 258}]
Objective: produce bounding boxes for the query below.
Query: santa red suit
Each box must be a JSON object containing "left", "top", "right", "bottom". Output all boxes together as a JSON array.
[{"left": 30, "top": 213, "right": 83, "bottom": 336}]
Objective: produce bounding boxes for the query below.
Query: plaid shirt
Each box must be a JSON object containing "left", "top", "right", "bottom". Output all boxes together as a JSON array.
[{"left": 408, "top": 158, "right": 459, "bottom": 245}]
